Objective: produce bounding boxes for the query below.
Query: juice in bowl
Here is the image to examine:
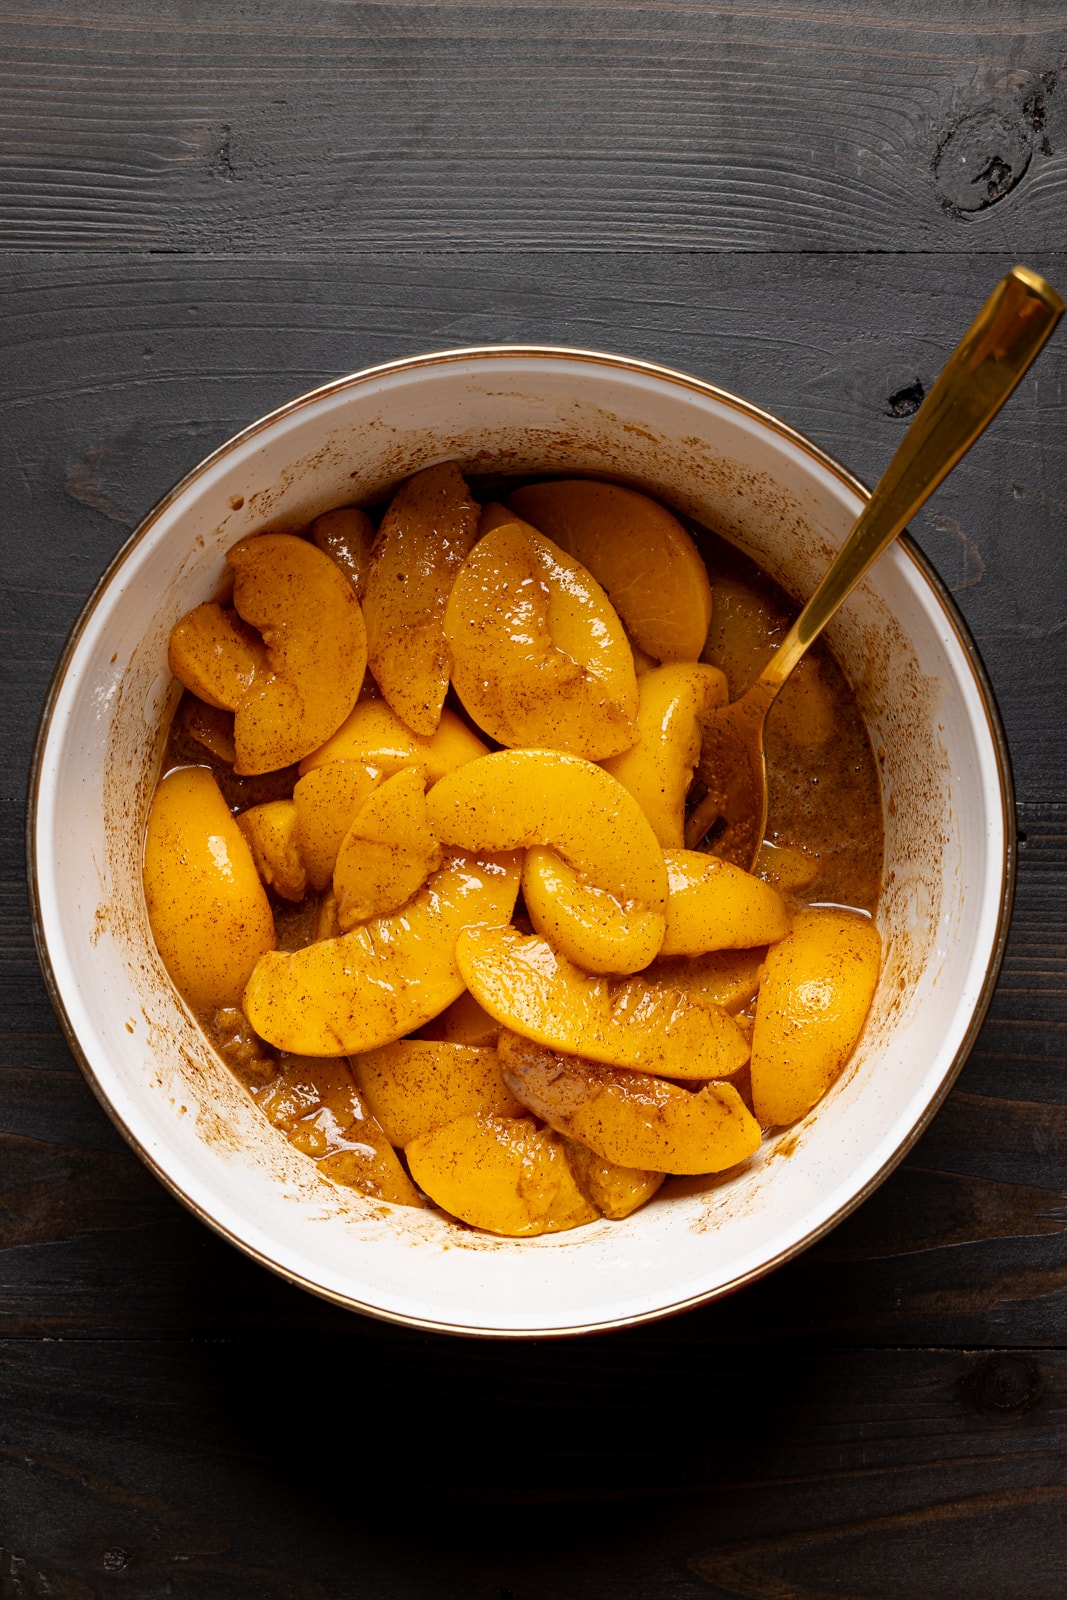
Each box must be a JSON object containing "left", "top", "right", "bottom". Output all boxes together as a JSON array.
[
  {"left": 29, "top": 346, "right": 1015, "bottom": 1336},
  {"left": 145, "top": 465, "right": 885, "bottom": 1236}
]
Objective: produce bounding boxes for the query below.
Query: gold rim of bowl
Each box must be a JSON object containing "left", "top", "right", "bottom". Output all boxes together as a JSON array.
[{"left": 26, "top": 345, "right": 1017, "bottom": 1340}]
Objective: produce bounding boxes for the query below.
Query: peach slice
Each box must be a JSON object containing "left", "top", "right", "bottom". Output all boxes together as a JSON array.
[
  {"left": 309, "top": 506, "right": 375, "bottom": 596},
  {"left": 443, "top": 517, "right": 638, "bottom": 760},
  {"left": 298, "top": 700, "right": 488, "bottom": 785},
  {"left": 660, "top": 849, "right": 791, "bottom": 956},
  {"left": 498, "top": 1032, "right": 761, "bottom": 1176},
  {"left": 236, "top": 799, "right": 307, "bottom": 902},
  {"left": 228, "top": 532, "right": 367, "bottom": 774},
  {"left": 417, "top": 988, "right": 501, "bottom": 1047},
  {"left": 168, "top": 603, "right": 267, "bottom": 712},
  {"left": 601, "top": 663, "right": 728, "bottom": 847},
  {"left": 507, "top": 480, "right": 713, "bottom": 661},
  {"left": 406, "top": 1113, "right": 598, "bottom": 1236},
  {"left": 351, "top": 1040, "right": 525, "bottom": 1147},
  {"left": 521, "top": 847, "right": 665, "bottom": 975},
  {"left": 753, "top": 840, "right": 820, "bottom": 895},
  {"left": 427, "top": 749, "right": 667, "bottom": 913},
  {"left": 750, "top": 907, "right": 882, "bottom": 1127},
  {"left": 178, "top": 697, "right": 238, "bottom": 765},
  {"left": 456, "top": 925, "right": 750, "bottom": 1080},
  {"left": 644, "top": 948, "right": 765, "bottom": 1015},
  {"left": 243, "top": 849, "right": 521, "bottom": 1055},
  {"left": 361, "top": 461, "right": 480, "bottom": 736},
  {"left": 253, "top": 1053, "right": 420, "bottom": 1206},
  {"left": 332, "top": 767, "right": 443, "bottom": 929},
  {"left": 291, "top": 760, "right": 384, "bottom": 893},
  {"left": 562, "top": 1139, "right": 665, "bottom": 1220},
  {"left": 144, "top": 767, "right": 276, "bottom": 1011}
]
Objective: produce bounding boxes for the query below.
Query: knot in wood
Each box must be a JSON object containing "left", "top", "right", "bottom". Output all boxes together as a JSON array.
[{"left": 963, "top": 1353, "right": 1042, "bottom": 1415}]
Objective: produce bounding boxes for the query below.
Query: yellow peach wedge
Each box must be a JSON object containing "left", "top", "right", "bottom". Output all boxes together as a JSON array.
[
  {"left": 291, "top": 760, "right": 384, "bottom": 893},
  {"left": 507, "top": 480, "right": 713, "bottom": 661},
  {"left": 443, "top": 517, "right": 638, "bottom": 760},
  {"left": 332, "top": 766, "right": 443, "bottom": 929},
  {"left": 228, "top": 532, "right": 367, "bottom": 774},
  {"left": 456, "top": 925, "right": 749, "bottom": 1080},
  {"left": 309, "top": 505, "right": 375, "bottom": 596},
  {"left": 498, "top": 1032, "right": 761, "bottom": 1176},
  {"left": 178, "top": 697, "right": 238, "bottom": 765},
  {"left": 660, "top": 849, "right": 791, "bottom": 956},
  {"left": 361, "top": 461, "right": 480, "bottom": 736},
  {"left": 601, "top": 662, "right": 728, "bottom": 847},
  {"left": 243, "top": 849, "right": 521, "bottom": 1056},
  {"left": 644, "top": 948, "right": 765, "bottom": 1015},
  {"left": 753, "top": 840, "right": 820, "bottom": 895},
  {"left": 253, "top": 1053, "right": 420, "bottom": 1205},
  {"left": 417, "top": 989, "right": 501, "bottom": 1047},
  {"left": 236, "top": 799, "right": 307, "bottom": 903},
  {"left": 750, "top": 907, "right": 882, "bottom": 1127},
  {"left": 143, "top": 767, "right": 276, "bottom": 1011},
  {"left": 406, "top": 1113, "right": 598, "bottom": 1237},
  {"left": 427, "top": 749, "right": 667, "bottom": 914},
  {"left": 562, "top": 1139, "right": 665, "bottom": 1220},
  {"left": 521, "top": 847, "right": 664, "bottom": 975},
  {"left": 298, "top": 700, "right": 488, "bottom": 785},
  {"left": 168, "top": 602, "right": 267, "bottom": 712},
  {"left": 351, "top": 1040, "right": 525, "bottom": 1147},
  {"left": 699, "top": 574, "right": 780, "bottom": 697}
]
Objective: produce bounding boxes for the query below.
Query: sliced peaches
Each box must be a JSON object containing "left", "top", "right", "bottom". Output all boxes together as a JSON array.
[
  {"left": 332, "top": 767, "right": 443, "bottom": 929},
  {"left": 562, "top": 1139, "right": 665, "bottom": 1220},
  {"left": 521, "top": 847, "right": 664, "bottom": 975},
  {"left": 750, "top": 908, "right": 882, "bottom": 1127},
  {"left": 309, "top": 506, "right": 375, "bottom": 596},
  {"left": 443, "top": 517, "right": 638, "bottom": 760},
  {"left": 228, "top": 532, "right": 367, "bottom": 774},
  {"left": 242, "top": 849, "right": 521, "bottom": 1055},
  {"left": 351, "top": 1040, "right": 525, "bottom": 1147},
  {"left": 601, "top": 663, "right": 728, "bottom": 847},
  {"left": 406, "top": 1112, "right": 598, "bottom": 1236},
  {"left": 417, "top": 989, "right": 501, "bottom": 1047},
  {"left": 507, "top": 480, "right": 713, "bottom": 661},
  {"left": 298, "top": 700, "right": 488, "bottom": 785},
  {"left": 291, "top": 760, "right": 384, "bottom": 892},
  {"left": 236, "top": 799, "right": 307, "bottom": 902},
  {"left": 660, "top": 849, "right": 791, "bottom": 956},
  {"left": 361, "top": 462, "right": 480, "bottom": 736},
  {"left": 144, "top": 767, "right": 276, "bottom": 1011},
  {"left": 644, "top": 948, "right": 765, "bottom": 1015},
  {"left": 456, "top": 925, "right": 749, "bottom": 1080},
  {"left": 253, "top": 1053, "right": 420, "bottom": 1205},
  {"left": 427, "top": 749, "right": 667, "bottom": 913},
  {"left": 498, "top": 1032, "right": 760, "bottom": 1176},
  {"left": 168, "top": 603, "right": 267, "bottom": 712}
]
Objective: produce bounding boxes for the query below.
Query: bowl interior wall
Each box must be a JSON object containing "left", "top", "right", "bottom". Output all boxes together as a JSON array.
[{"left": 32, "top": 352, "right": 1006, "bottom": 1335}]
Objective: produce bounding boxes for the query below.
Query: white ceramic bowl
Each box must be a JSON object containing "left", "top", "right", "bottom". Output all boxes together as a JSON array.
[{"left": 29, "top": 347, "right": 1013, "bottom": 1338}]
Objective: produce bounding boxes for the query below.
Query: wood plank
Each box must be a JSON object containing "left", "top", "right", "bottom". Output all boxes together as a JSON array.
[
  {"left": 2, "top": 1339, "right": 1067, "bottom": 1598},
  {"left": 3, "top": 251, "right": 1066, "bottom": 799},
  {"left": 2, "top": 1, "right": 1067, "bottom": 253}
]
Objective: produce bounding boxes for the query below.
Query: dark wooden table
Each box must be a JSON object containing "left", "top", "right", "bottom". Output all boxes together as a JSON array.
[{"left": 4, "top": 3, "right": 1067, "bottom": 1595}]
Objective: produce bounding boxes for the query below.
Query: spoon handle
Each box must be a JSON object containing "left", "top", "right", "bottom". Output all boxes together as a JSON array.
[{"left": 757, "top": 265, "right": 1065, "bottom": 694}]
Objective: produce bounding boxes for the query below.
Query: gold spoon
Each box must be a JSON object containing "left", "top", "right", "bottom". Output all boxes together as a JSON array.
[{"left": 684, "top": 264, "right": 1065, "bottom": 871}]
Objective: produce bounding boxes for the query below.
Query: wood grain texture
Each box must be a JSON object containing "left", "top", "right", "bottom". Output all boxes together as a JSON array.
[
  {"left": 2, "top": 1339, "right": 1067, "bottom": 1598},
  {"left": 4, "top": 251, "right": 1067, "bottom": 799},
  {"left": 4, "top": 4, "right": 1067, "bottom": 1588},
  {"left": 2, "top": 0, "right": 1067, "bottom": 252}
]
